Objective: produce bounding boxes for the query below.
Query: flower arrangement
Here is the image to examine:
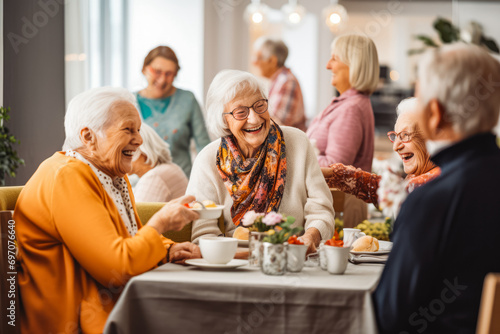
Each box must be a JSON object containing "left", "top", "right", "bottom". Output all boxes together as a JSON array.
[{"left": 241, "top": 211, "right": 302, "bottom": 244}]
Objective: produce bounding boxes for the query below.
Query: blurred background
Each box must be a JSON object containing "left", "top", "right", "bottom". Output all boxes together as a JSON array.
[{"left": 2, "top": 0, "right": 500, "bottom": 185}]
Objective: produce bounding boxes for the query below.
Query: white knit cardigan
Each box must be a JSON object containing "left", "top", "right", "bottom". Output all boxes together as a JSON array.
[{"left": 187, "top": 126, "right": 335, "bottom": 243}]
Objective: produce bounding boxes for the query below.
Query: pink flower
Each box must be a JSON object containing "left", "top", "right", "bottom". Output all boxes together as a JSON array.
[
  {"left": 262, "top": 212, "right": 284, "bottom": 226},
  {"left": 241, "top": 211, "right": 263, "bottom": 226}
]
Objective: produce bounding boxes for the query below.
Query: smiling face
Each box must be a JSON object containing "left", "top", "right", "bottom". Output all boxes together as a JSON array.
[
  {"left": 89, "top": 102, "right": 143, "bottom": 178},
  {"left": 224, "top": 90, "right": 271, "bottom": 158},
  {"left": 143, "top": 56, "right": 177, "bottom": 98},
  {"left": 326, "top": 53, "right": 351, "bottom": 94},
  {"left": 392, "top": 112, "right": 429, "bottom": 176}
]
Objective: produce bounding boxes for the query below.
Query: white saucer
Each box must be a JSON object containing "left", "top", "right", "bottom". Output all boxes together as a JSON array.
[{"left": 185, "top": 258, "right": 248, "bottom": 269}]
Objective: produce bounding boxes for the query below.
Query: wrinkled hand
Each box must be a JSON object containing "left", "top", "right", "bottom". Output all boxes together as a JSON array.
[
  {"left": 169, "top": 242, "right": 201, "bottom": 264},
  {"left": 147, "top": 195, "right": 200, "bottom": 234},
  {"left": 300, "top": 228, "right": 322, "bottom": 255}
]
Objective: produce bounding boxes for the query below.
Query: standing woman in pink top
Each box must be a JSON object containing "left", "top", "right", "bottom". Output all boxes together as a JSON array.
[{"left": 307, "top": 34, "right": 379, "bottom": 227}]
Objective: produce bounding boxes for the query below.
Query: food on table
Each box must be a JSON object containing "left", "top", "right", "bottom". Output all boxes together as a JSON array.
[
  {"left": 233, "top": 226, "right": 249, "bottom": 240},
  {"left": 355, "top": 218, "right": 392, "bottom": 241},
  {"left": 287, "top": 235, "right": 304, "bottom": 245},
  {"left": 352, "top": 236, "right": 379, "bottom": 252},
  {"left": 186, "top": 200, "right": 218, "bottom": 209},
  {"left": 325, "top": 230, "right": 344, "bottom": 247}
]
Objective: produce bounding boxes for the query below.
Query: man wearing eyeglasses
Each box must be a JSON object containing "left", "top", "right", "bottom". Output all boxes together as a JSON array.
[{"left": 252, "top": 37, "right": 307, "bottom": 131}]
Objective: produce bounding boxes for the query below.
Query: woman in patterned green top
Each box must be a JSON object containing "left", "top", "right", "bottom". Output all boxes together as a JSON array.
[{"left": 136, "top": 46, "right": 211, "bottom": 177}]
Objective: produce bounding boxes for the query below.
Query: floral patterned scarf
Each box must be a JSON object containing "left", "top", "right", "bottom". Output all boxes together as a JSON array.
[{"left": 216, "top": 122, "right": 287, "bottom": 225}]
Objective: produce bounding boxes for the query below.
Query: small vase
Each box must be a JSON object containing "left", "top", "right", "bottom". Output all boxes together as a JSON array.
[
  {"left": 248, "top": 231, "right": 267, "bottom": 266},
  {"left": 260, "top": 242, "right": 287, "bottom": 276}
]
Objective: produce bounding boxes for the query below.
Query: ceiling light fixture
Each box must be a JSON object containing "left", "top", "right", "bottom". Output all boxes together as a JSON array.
[
  {"left": 244, "top": 0, "right": 270, "bottom": 26},
  {"left": 322, "top": 0, "right": 348, "bottom": 33},
  {"left": 281, "top": 0, "right": 306, "bottom": 26}
]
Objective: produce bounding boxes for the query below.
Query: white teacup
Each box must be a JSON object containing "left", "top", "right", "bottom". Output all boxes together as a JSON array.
[
  {"left": 287, "top": 244, "right": 308, "bottom": 272},
  {"left": 342, "top": 228, "right": 366, "bottom": 247},
  {"left": 324, "top": 245, "right": 352, "bottom": 275},
  {"left": 199, "top": 237, "right": 238, "bottom": 264}
]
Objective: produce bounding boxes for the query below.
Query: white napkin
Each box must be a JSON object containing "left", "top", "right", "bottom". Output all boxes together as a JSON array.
[{"left": 349, "top": 253, "right": 388, "bottom": 264}]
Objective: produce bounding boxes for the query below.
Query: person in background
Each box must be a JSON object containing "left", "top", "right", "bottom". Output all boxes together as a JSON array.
[
  {"left": 131, "top": 123, "right": 188, "bottom": 202},
  {"left": 187, "top": 70, "right": 334, "bottom": 253},
  {"left": 323, "top": 97, "right": 440, "bottom": 206},
  {"left": 253, "top": 37, "right": 307, "bottom": 131},
  {"left": 14, "top": 87, "right": 201, "bottom": 333},
  {"left": 373, "top": 43, "right": 500, "bottom": 333},
  {"left": 307, "top": 34, "right": 379, "bottom": 228},
  {"left": 136, "top": 46, "right": 211, "bottom": 177}
]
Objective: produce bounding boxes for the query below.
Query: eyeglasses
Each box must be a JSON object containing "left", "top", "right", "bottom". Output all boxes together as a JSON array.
[
  {"left": 387, "top": 131, "right": 413, "bottom": 143},
  {"left": 223, "top": 99, "right": 268, "bottom": 120}
]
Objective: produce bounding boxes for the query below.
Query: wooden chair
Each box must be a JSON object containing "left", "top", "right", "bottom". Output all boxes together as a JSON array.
[{"left": 476, "top": 273, "right": 500, "bottom": 334}]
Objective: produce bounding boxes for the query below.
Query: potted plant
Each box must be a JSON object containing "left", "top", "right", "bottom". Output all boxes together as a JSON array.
[{"left": 0, "top": 107, "right": 24, "bottom": 186}]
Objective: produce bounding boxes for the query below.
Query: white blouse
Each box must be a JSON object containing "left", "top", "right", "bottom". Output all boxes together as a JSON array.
[{"left": 66, "top": 150, "right": 138, "bottom": 236}]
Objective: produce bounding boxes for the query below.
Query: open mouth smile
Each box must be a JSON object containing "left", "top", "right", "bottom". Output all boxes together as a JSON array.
[
  {"left": 243, "top": 123, "right": 263, "bottom": 133},
  {"left": 400, "top": 153, "right": 414, "bottom": 162}
]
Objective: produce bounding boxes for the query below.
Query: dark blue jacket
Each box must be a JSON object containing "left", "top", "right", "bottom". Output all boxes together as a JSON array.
[{"left": 373, "top": 132, "right": 500, "bottom": 334}]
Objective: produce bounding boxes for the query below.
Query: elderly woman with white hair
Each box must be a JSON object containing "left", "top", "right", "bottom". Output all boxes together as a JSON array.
[
  {"left": 307, "top": 34, "right": 380, "bottom": 227},
  {"left": 323, "top": 97, "right": 440, "bottom": 206},
  {"left": 373, "top": 44, "right": 500, "bottom": 333},
  {"left": 14, "top": 87, "right": 201, "bottom": 333},
  {"left": 131, "top": 123, "right": 188, "bottom": 202},
  {"left": 187, "top": 69, "right": 334, "bottom": 251}
]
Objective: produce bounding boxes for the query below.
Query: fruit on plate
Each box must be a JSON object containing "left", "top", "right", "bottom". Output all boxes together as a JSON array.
[
  {"left": 354, "top": 218, "right": 392, "bottom": 241},
  {"left": 233, "top": 226, "right": 249, "bottom": 240},
  {"left": 352, "top": 236, "right": 379, "bottom": 252}
]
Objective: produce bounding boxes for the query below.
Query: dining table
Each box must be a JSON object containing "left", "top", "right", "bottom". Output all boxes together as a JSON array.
[{"left": 104, "top": 259, "right": 384, "bottom": 334}]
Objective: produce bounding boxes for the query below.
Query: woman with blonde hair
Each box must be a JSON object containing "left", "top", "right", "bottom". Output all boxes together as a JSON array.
[{"left": 307, "top": 34, "right": 379, "bottom": 227}]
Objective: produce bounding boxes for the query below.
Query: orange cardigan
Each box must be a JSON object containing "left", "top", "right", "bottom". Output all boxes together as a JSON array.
[{"left": 14, "top": 152, "right": 174, "bottom": 333}]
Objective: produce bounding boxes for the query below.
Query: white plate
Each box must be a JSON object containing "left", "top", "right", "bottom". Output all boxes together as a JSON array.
[
  {"left": 185, "top": 258, "right": 248, "bottom": 269},
  {"left": 191, "top": 205, "right": 225, "bottom": 220},
  {"left": 350, "top": 240, "right": 393, "bottom": 255},
  {"left": 237, "top": 240, "right": 249, "bottom": 247}
]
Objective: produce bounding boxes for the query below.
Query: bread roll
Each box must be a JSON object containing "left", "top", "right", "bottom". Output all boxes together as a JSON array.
[
  {"left": 233, "top": 226, "right": 249, "bottom": 240},
  {"left": 352, "top": 236, "right": 379, "bottom": 252}
]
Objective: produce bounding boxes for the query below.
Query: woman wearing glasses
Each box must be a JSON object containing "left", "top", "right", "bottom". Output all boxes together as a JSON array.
[
  {"left": 136, "top": 46, "right": 211, "bottom": 177},
  {"left": 187, "top": 70, "right": 334, "bottom": 252},
  {"left": 323, "top": 98, "right": 440, "bottom": 207}
]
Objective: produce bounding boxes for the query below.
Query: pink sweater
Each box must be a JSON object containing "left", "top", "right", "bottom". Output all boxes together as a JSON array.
[{"left": 307, "top": 88, "right": 374, "bottom": 172}]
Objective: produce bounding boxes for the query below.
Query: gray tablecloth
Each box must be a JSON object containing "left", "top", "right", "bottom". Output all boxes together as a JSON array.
[{"left": 104, "top": 263, "right": 383, "bottom": 334}]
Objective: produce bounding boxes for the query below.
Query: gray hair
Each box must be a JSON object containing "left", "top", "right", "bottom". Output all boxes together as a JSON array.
[
  {"left": 255, "top": 37, "right": 289, "bottom": 68},
  {"left": 206, "top": 69, "right": 268, "bottom": 138},
  {"left": 396, "top": 97, "right": 417, "bottom": 116},
  {"left": 136, "top": 123, "right": 172, "bottom": 166},
  {"left": 418, "top": 43, "right": 500, "bottom": 136},
  {"left": 63, "top": 87, "right": 137, "bottom": 151}
]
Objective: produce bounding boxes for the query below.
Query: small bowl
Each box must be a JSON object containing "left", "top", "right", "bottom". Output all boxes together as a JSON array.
[
  {"left": 199, "top": 237, "right": 238, "bottom": 264},
  {"left": 191, "top": 205, "right": 225, "bottom": 220}
]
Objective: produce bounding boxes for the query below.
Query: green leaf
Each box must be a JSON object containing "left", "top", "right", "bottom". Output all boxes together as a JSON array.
[
  {"left": 481, "top": 35, "right": 500, "bottom": 54},
  {"left": 433, "top": 17, "right": 459, "bottom": 43},
  {"left": 416, "top": 35, "right": 439, "bottom": 47}
]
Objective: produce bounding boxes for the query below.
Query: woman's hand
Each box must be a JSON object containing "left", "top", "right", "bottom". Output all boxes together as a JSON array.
[
  {"left": 300, "top": 227, "right": 322, "bottom": 255},
  {"left": 147, "top": 195, "right": 200, "bottom": 234},
  {"left": 168, "top": 242, "right": 201, "bottom": 264}
]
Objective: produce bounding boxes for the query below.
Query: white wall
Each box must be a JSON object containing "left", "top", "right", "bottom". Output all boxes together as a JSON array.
[{"left": 127, "top": 0, "right": 204, "bottom": 104}]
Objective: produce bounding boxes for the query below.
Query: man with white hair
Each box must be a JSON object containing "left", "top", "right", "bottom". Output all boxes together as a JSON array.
[
  {"left": 373, "top": 44, "right": 500, "bottom": 333},
  {"left": 253, "top": 37, "right": 307, "bottom": 131}
]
